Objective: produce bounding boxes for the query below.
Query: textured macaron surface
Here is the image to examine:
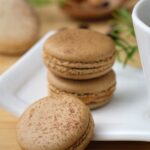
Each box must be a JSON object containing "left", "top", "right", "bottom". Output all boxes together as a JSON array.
[
  {"left": 17, "top": 94, "right": 93, "bottom": 150},
  {"left": 44, "top": 29, "right": 115, "bottom": 62}
]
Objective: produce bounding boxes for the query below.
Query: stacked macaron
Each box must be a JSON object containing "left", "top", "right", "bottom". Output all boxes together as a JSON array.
[{"left": 43, "top": 29, "right": 116, "bottom": 109}]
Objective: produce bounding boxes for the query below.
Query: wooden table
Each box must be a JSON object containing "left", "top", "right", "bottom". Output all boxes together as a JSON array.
[{"left": 1, "top": 2, "right": 148, "bottom": 150}]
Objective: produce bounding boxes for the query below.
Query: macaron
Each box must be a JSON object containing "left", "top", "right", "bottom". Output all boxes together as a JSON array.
[
  {"left": 43, "top": 29, "right": 115, "bottom": 80},
  {"left": 0, "top": 0, "right": 39, "bottom": 55},
  {"left": 60, "top": 0, "right": 126, "bottom": 20},
  {"left": 48, "top": 70, "right": 116, "bottom": 109},
  {"left": 17, "top": 94, "right": 94, "bottom": 150}
]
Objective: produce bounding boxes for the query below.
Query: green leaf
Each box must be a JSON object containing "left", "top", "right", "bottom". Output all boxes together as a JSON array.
[
  {"left": 27, "top": 0, "right": 52, "bottom": 6},
  {"left": 27, "top": 0, "right": 67, "bottom": 6},
  {"left": 109, "top": 8, "right": 138, "bottom": 66},
  {"left": 59, "top": 0, "right": 68, "bottom": 6}
]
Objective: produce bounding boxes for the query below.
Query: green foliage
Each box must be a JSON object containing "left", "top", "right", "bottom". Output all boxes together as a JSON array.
[
  {"left": 27, "top": 0, "right": 67, "bottom": 6},
  {"left": 27, "top": 0, "right": 52, "bottom": 6},
  {"left": 109, "top": 8, "right": 138, "bottom": 66}
]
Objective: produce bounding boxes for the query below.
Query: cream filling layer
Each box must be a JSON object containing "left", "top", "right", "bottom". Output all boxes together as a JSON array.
[
  {"left": 44, "top": 52, "right": 115, "bottom": 69},
  {"left": 49, "top": 84, "right": 116, "bottom": 104},
  {"left": 49, "top": 63, "right": 112, "bottom": 76},
  {"left": 67, "top": 115, "right": 93, "bottom": 150}
]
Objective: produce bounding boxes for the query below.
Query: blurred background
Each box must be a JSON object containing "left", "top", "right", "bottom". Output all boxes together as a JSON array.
[{"left": 0, "top": 0, "right": 139, "bottom": 74}]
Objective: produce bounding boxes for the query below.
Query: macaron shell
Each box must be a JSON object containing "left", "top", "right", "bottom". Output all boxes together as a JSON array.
[
  {"left": 48, "top": 83, "right": 115, "bottom": 109},
  {"left": 48, "top": 70, "right": 116, "bottom": 94},
  {"left": 44, "top": 29, "right": 115, "bottom": 63},
  {"left": 17, "top": 94, "right": 93, "bottom": 150}
]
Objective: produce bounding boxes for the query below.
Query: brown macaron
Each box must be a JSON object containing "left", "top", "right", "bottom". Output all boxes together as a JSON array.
[
  {"left": 0, "top": 0, "right": 39, "bottom": 55},
  {"left": 60, "top": 0, "right": 126, "bottom": 20},
  {"left": 17, "top": 94, "right": 94, "bottom": 150},
  {"left": 43, "top": 29, "right": 115, "bottom": 80},
  {"left": 48, "top": 70, "right": 116, "bottom": 109}
]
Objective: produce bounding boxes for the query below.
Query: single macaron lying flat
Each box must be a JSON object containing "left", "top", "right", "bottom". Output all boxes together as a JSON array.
[
  {"left": 43, "top": 29, "right": 115, "bottom": 80},
  {"left": 17, "top": 94, "right": 94, "bottom": 150},
  {"left": 48, "top": 70, "right": 116, "bottom": 109}
]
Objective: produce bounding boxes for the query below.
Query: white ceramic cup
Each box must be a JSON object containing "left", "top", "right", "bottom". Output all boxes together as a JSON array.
[{"left": 132, "top": 0, "right": 150, "bottom": 93}]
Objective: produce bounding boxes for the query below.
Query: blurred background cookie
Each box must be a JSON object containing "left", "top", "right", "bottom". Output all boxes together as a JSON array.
[
  {"left": 60, "top": 0, "right": 126, "bottom": 20},
  {"left": 0, "top": 0, "right": 39, "bottom": 55},
  {"left": 123, "top": 0, "right": 138, "bottom": 10}
]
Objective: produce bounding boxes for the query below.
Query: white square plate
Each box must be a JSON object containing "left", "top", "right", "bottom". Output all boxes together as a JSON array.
[{"left": 0, "top": 31, "right": 150, "bottom": 141}]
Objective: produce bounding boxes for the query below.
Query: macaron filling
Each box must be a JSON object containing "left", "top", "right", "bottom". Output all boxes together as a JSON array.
[
  {"left": 44, "top": 52, "right": 115, "bottom": 69},
  {"left": 50, "top": 63, "right": 112, "bottom": 75},
  {"left": 66, "top": 115, "right": 93, "bottom": 150},
  {"left": 44, "top": 53, "right": 114, "bottom": 77},
  {"left": 49, "top": 83, "right": 116, "bottom": 105}
]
